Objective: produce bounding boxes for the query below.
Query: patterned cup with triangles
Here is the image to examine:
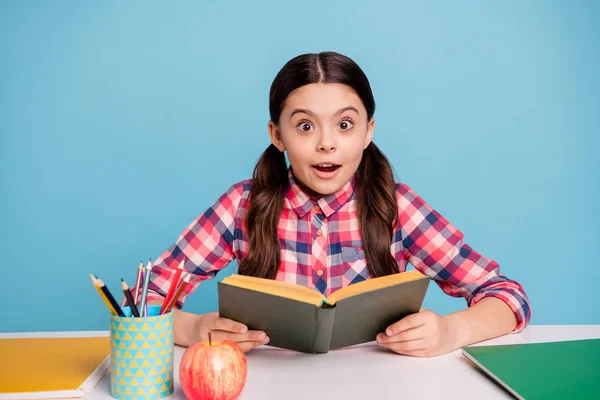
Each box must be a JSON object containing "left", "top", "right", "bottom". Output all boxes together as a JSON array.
[{"left": 109, "top": 305, "right": 174, "bottom": 400}]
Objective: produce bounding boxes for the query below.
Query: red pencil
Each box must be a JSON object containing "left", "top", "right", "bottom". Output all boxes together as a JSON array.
[
  {"left": 160, "top": 260, "right": 184, "bottom": 314},
  {"left": 163, "top": 274, "right": 191, "bottom": 314}
]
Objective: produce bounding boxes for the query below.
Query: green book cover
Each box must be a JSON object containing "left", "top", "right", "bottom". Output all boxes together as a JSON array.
[
  {"left": 462, "top": 338, "right": 600, "bottom": 400},
  {"left": 217, "top": 271, "right": 431, "bottom": 353}
]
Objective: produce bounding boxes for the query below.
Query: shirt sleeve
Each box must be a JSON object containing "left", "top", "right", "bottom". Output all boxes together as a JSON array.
[
  {"left": 396, "top": 183, "right": 531, "bottom": 332},
  {"left": 146, "top": 181, "right": 246, "bottom": 309}
]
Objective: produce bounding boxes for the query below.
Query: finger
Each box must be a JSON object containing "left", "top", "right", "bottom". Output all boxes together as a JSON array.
[
  {"left": 377, "top": 326, "right": 425, "bottom": 344},
  {"left": 378, "top": 338, "right": 426, "bottom": 352},
  {"left": 234, "top": 336, "right": 270, "bottom": 352},
  {"left": 235, "top": 341, "right": 265, "bottom": 352},
  {"left": 209, "top": 329, "right": 268, "bottom": 343},
  {"left": 213, "top": 317, "right": 248, "bottom": 333},
  {"left": 385, "top": 312, "right": 426, "bottom": 336},
  {"left": 390, "top": 348, "right": 437, "bottom": 358}
]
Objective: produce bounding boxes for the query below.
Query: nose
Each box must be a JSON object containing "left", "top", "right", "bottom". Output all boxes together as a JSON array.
[
  {"left": 317, "top": 131, "right": 336, "bottom": 153},
  {"left": 318, "top": 143, "right": 336, "bottom": 152}
]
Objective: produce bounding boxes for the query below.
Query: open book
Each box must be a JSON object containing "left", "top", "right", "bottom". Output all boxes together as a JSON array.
[
  {"left": 0, "top": 336, "right": 110, "bottom": 399},
  {"left": 218, "top": 269, "right": 431, "bottom": 353}
]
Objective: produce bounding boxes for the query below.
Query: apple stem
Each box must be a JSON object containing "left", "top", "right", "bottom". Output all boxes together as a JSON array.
[{"left": 209, "top": 331, "right": 212, "bottom": 346}]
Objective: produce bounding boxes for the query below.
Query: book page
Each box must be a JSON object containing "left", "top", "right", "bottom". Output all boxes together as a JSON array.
[
  {"left": 222, "top": 274, "right": 326, "bottom": 306},
  {"left": 326, "top": 269, "right": 427, "bottom": 305}
]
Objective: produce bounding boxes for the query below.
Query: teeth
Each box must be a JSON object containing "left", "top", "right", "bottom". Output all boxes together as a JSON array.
[{"left": 318, "top": 164, "right": 334, "bottom": 167}]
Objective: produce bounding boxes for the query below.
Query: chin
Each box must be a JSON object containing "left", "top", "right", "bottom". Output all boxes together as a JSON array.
[{"left": 310, "top": 180, "right": 346, "bottom": 196}]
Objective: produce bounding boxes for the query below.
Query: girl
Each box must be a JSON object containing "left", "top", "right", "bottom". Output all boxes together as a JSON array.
[{"left": 146, "top": 51, "right": 531, "bottom": 357}]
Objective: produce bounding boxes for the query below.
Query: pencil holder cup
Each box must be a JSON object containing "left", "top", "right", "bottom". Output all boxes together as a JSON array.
[{"left": 109, "top": 305, "right": 174, "bottom": 400}]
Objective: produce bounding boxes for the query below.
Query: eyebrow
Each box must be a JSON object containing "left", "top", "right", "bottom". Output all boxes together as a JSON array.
[{"left": 289, "top": 106, "right": 360, "bottom": 118}]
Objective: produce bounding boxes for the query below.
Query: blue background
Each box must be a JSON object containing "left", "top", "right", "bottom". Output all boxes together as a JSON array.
[{"left": 1, "top": 1, "right": 598, "bottom": 332}]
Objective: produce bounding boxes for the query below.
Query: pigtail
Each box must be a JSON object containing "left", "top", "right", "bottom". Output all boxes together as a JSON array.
[
  {"left": 237, "top": 144, "right": 287, "bottom": 278},
  {"left": 356, "top": 142, "right": 399, "bottom": 277}
]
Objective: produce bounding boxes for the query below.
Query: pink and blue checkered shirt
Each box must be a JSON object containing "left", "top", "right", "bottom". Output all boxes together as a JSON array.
[{"left": 148, "top": 171, "right": 531, "bottom": 331}]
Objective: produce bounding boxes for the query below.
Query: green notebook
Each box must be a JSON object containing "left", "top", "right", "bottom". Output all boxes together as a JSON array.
[{"left": 462, "top": 338, "right": 600, "bottom": 400}]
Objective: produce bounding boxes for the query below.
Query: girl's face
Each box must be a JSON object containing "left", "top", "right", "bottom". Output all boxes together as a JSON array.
[{"left": 269, "top": 83, "right": 374, "bottom": 198}]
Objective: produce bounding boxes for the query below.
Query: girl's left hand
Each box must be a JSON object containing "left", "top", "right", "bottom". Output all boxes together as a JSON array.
[{"left": 376, "top": 308, "right": 459, "bottom": 357}]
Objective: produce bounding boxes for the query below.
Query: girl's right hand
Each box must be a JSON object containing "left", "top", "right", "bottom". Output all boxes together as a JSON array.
[{"left": 197, "top": 312, "right": 270, "bottom": 352}]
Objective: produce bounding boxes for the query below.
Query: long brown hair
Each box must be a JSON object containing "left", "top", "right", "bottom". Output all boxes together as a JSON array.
[{"left": 238, "top": 52, "right": 399, "bottom": 279}]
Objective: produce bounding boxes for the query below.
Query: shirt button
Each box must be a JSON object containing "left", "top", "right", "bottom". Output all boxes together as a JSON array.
[
  {"left": 317, "top": 270, "right": 323, "bottom": 276},
  {"left": 316, "top": 230, "right": 323, "bottom": 236},
  {"left": 313, "top": 205, "right": 320, "bottom": 212}
]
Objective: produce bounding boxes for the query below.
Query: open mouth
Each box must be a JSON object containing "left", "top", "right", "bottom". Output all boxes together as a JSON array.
[{"left": 312, "top": 163, "right": 341, "bottom": 173}]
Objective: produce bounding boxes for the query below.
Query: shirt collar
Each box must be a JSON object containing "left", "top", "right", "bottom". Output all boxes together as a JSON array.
[{"left": 285, "top": 168, "right": 356, "bottom": 218}]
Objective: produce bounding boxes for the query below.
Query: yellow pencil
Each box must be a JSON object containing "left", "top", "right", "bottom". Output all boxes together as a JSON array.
[{"left": 90, "top": 274, "right": 118, "bottom": 316}]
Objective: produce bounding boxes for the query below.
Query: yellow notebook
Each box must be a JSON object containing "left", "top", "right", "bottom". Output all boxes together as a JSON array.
[{"left": 0, "top": 336, "right": 110, "bottom": 399}]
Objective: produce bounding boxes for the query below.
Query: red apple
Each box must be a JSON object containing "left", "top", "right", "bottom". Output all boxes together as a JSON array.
[{"left": 179, "top": 337, "right": 247, "bottom": 400}]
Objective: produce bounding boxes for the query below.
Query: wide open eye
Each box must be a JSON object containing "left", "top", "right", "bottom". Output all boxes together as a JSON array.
[
  {"left": 297, "top": 121, "right": 314, "bottom": 133},
  {"left": 338, "top": 119, "right": 354, "bottom": 131}
]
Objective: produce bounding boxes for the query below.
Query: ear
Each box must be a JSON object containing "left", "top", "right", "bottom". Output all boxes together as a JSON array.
[
  {"left": 364, "top": 117, "right": 375, "bottom": 149},
  {"left": 268, "top": 121, "right": 286, "bottom": 152}
]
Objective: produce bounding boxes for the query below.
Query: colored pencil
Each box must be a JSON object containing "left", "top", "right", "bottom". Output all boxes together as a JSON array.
[
  {"left": 96, "top": 277, "right": 125, "bottom": 317},
  {"left": 160, "top": 259, "right": 185, "bottom": 315},
  {"left": 163, "top": 274, "right": 191, "bottom": 314},
  {"left": 121, "top": 279, "right": 140, "bottom": 317},
  {"left": 133, "top": 261, "right": 144, "bottom": 305},
  {"left": 138, "top": 259, "right": 152, "bottom": 317},
  {"left": 90, "top": 274, "right": 118, "bottom": 316},
  {"left": 137, "top": 267, "right": 146, "bottom": 304}
]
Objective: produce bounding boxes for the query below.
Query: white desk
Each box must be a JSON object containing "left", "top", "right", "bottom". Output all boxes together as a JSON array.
[{"left": 3, "top": 326, "right": 600, "bottom": 400}]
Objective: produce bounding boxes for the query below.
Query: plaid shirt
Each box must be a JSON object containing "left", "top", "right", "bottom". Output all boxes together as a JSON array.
[{"left": 148, "top": 171, "right": 531, "bottom": 331}]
